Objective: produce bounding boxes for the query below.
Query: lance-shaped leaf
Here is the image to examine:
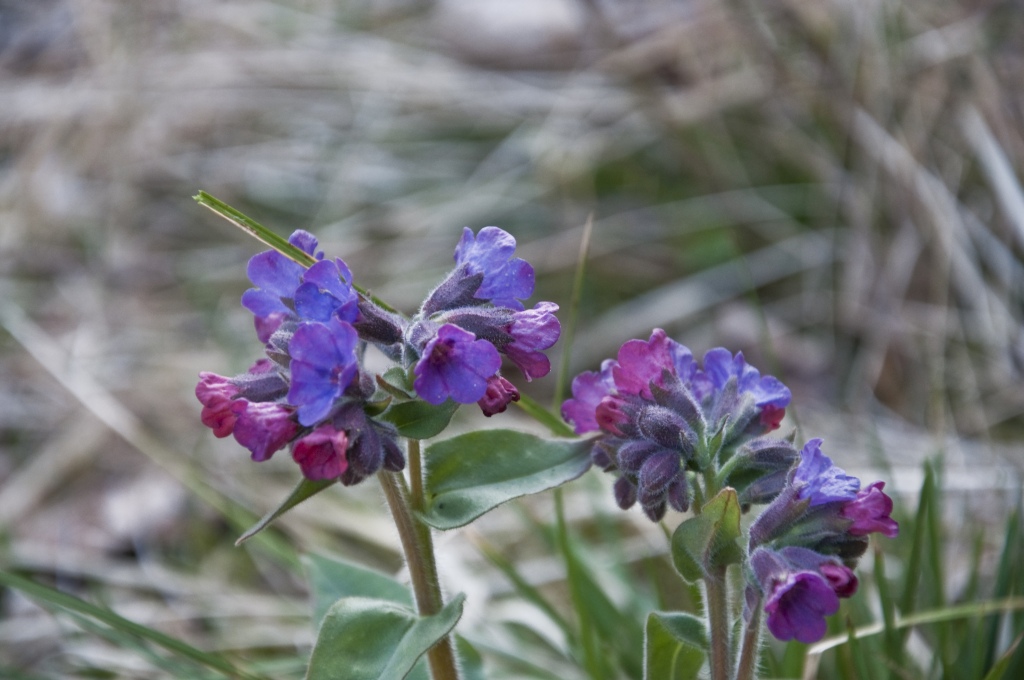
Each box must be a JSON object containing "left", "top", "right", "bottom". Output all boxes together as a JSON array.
[
  {"left": 236, "top": 478, "right": 336, "bottom": 545},
  {"left": 303, "top": 553, "right": 413, "bottom": 626},
  {"left": 380, "top": 399, "right": 460, "bottom": 440},
  {"left": 306, "top": 594, "right": 465, "bottom": 680},
  {"left": 421, "top": 430, "right": 593, "bottom": 530},
  {"left": 644, "top": 612, "right": 706, "bottom": 680},
  {"left": 671, "top": 487, "right": 744, "bottom": 583}
]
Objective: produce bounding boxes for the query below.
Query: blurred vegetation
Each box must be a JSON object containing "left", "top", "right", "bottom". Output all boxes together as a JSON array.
[{"left": 0, "top": 0, "right": 1022, "bottom": 678}]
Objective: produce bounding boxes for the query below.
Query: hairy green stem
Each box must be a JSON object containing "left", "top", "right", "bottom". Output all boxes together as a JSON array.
[
  {"left": 734, "top": 592, "right": 763, "bottom": 680},
  {"left": 705, "top": 569, "right": 731, "bottom": 680},
  {"left": 378, "top": 440, "right": 460, "bottom": 680}
]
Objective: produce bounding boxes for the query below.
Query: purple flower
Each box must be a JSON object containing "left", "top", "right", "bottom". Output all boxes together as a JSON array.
[
  {"left": 750, "top": 547, "right": 842, "bottom": 643},
  {"left": 562, "top": 360, "right": 617, "bottom": 434},
  {"left": 612, "top": 329, "right": 695, "bottom": 399},
  {"left": 764, "top": 571, "right": 839, "bottom": 643},
  {"left": 413, "top": 324, "right": 502, "bottom": 405},
  {"left": 504, "top": 302, "right": 560, "bottom": 380},
  {"left": 231, "top": 401, "right": 299, "bottom": 462},
  {"left": 287, "top": 318, "right": 360, "bottom": 426},
  {"left": 292, "top": 424, "right": 349, "bottom": 480},
  {"left": 454, "top": 226, "right": 534, "bottom": 310},
  {"left": 695, "top": 348, "right": 790, "bottom": 408},
  {"left": 241, "top": 230, "right": 322, "bottom": 342},
  {"left": 294, "top": 258, "right": 359, "bottom": 324},
  {"left": 478, "top": 375, "right": 520, "bottom": 417},
  {"left": 841, "top": 481, "right": 899, "bottom": 537},
  {"left": 792, "top": 439, "right": 860, "bottom": 507},
  {"left": 196, "top": 372, "right": 240, "bottom": 437},
  {"left": 688, "top": 348, "right": 790, "bottom": 437},
  {"left": 561, "top": 329, "right": 797, "bottom": 522}
]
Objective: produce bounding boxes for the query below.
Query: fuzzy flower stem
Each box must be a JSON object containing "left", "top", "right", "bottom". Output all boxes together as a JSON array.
[
  {"left": 378, "top": 444, "right": 460, "bottom": 680},
  {"left": 699, "top": 466, "right": 730, "bottom": 680},
  {"left": 735, "top": 593, "right": 764, "bottom": 680},
  {"left": 705, "top": 567, "right": 731, "bottom": 680}
]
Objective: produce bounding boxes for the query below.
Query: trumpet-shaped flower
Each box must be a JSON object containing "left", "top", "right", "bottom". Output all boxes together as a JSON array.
[
  {"left": 287, "top": 318, "right": 360, "bottom": 426},
  {"left": 414, "top": 324, "right": 502, "bottom": 405}
]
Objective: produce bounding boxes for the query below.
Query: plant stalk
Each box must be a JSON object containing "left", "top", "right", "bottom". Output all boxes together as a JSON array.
[
  {"left": 705, "top": 568, "right": 731, "bottom": 680},
  {"left": 378, "top": 439, "right": 460, "bottom": 680},
  {"left": 734, "top": 592, "right": 763, "bottom": 680}
]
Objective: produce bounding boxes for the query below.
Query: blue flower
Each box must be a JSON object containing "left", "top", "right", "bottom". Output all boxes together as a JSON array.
[
  {"left": 450, "top": 226, "right": 535, "bottom": 310},
  {"left": 287, "top": 318, "right": 360, "bottom": 426},
  {"left": 293, "top": 258, "right": 359, "bottom": 324},
  {"left": 241, "top": 230, "right": 322, "bottom": 341},
  {"left": 792, "top": 438, "right": 860, "bottom": 506},
  {"left": 413, "top": 324, "right": 502, "bottom": 405}
]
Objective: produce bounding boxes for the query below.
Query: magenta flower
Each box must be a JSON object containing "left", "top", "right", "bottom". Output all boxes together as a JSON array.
[
  {"left": 612, "top": 329, "right": 695, "bottom": 398},
  {"left": 287, "top": 318, "right": 360, "bottom": 426},
  {"left": 414, "top": 324, "right": 502, "bottom": 405},
  {"left": 196, "top": 372, "right": 241, "bottom": 437},
  {"left": 841, "top": 481, "right": 899, "bottom": 537},
  {"left": 231, "top": 401, "right": 299, "bottom": 462},
  {"left": 478, "top": 375, "right": 520, "bottom": 417},
  {"left": 291, "top": 424, "right": 349, "bottom": 481}
]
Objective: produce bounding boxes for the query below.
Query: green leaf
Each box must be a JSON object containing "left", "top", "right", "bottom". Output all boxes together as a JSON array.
[
  {"left": 194, "top": 191, "right": 317, "bottom": 269},
  {"left": 420, "top": 430, "right": 593, "bottom": 530},
  {"left": 0, "top": 569, "right": 266, "bottom": 680},
  {"left": 377, "top": 368, "right": 414, "bottom": 399},
  {"left": 306, "top": 594, "right": 465, "bottom": 680},
  {"left": 671, "top": 488, "right": 743, "bottom": 583},
  {"left": 236, "top": 478, "right": 336, "bottom": 546},
  {"left": 652, "top": 612, "right": 708, "bottom": 650},
  {"left": 381, "top": 399, "right": 460, "bottom": 440},
  {"left": 456, "top": 636, "right": 487, "bottom": 680},
  {"left": 644, "top": 611, "right": 706, "bottom": 680},
  {"left": 302, "top": 553, "right": 413, "bottom": 626}
]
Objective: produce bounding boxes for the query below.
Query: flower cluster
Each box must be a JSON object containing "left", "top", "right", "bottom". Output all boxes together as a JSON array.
[
  {"left": 197, "top": 227, "right": 559, "bottom": 483},
  {"left": 744, "top": 438, "right": 897, "bottom": 642},
  {"left": 562, "top": 329, "right": 897, "bottom": 644},
  {"left": 561, "top": 329, "right": 791, "bottom": 521}
]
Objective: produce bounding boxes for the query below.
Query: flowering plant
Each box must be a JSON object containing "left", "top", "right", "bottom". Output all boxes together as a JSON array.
[{"left": 193, "top": 192, "right": 897, "bottom": 680}]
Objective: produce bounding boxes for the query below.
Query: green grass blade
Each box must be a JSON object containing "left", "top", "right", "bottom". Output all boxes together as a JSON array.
[
  {"left": 896, "top": 458, "right": 934, "bottom": 665},
  {"left": 807, "top": 596, "right": 1024, "bottom": 657},
  {"left": 470, "top": 534, "right": 573, "bottom": 640},
  {"left": 981, "top": 631, "right": 1024, "bottom": 680},
  {"left": 194, "top": 191, "right": 317, "bottom": 268},
  {"left": 872, "top": 546, "right": 899, "bottom": 679},
  {"left": 194, "top": 191, "right": 398, "bottom": 312},
  {"left": 0, "top": 569, "right": 268, "bottom": 680},
  {"left": 985, "top": 504, "right": 1022, "bottom": 671},
  {"left": 554, "top": 214, "right": 594, "bottom": 406}
]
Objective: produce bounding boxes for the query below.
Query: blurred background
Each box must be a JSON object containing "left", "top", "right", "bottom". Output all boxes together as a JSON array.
[{"left": 1, "top": 0, "right": 1022, "bottom": 677}]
